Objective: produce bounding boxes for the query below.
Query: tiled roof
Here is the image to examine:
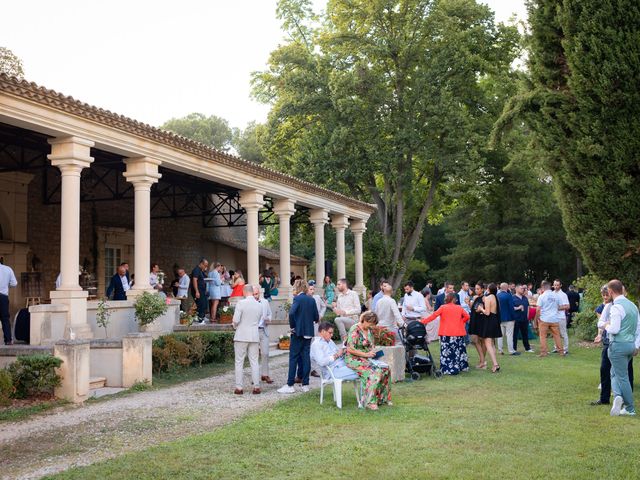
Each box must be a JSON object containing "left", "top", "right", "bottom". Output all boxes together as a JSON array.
[{"left": 0, "top": 73, "right": 376, "bottom": 215}]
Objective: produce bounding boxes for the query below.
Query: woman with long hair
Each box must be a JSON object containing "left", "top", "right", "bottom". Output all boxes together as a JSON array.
[{"left": 473, "top": 282, "right": 502, "bottom": 373}]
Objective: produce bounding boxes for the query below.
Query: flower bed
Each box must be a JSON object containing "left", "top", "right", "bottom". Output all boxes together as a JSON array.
[{"left": 152, "top": 332, "right": 235, "bottom": 373}]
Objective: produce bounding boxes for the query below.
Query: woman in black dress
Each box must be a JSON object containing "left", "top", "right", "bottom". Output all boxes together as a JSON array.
[
  {"left": 468, "top": 282, "right": 488, "bottom": 369},
  {"left": 473, "top": 282, "right": 502, "bottom": 373}
]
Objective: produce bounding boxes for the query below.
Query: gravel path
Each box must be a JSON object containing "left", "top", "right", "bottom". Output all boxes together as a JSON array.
[{"left": 0, "top": 355, "right": 320, "bottom": 480}]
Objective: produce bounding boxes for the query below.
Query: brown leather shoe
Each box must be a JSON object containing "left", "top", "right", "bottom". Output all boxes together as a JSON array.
[
  {"left": 261, "top": 376, "right": 274, "bottom": 384},
  {"left": 252, "top": 387, "right": 261, "bottom": 395},
  {"left": 294, "top": 377, "right": 302, "bottom": 384},
  {"left": 310, "top": 370, "right": 320, "bottom": 378},
  {"left": 234, "top": 388, "right": 243, "bottom": 395}
]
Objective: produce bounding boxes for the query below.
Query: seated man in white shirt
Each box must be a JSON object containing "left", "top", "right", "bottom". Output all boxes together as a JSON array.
[
  {"left": 310, "top": 322, "right": 356, "bottom": 380},
  {"left": 332, "top": 278, "right": 362, "bottom": 341}
]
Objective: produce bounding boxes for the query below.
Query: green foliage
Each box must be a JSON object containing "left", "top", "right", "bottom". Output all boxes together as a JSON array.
[
  {"left": 134, "top": 292, "right": 168, "bottom": 328},
  {"left": 0, "top": 369, "right": 13, "bottom": 406},
  {"left": 232, "top": 121, "right": 267, "bottom": 163},
  {"left": 8, "top": 354, "right": 62, "bottom": 399},
  {"left": 574, "top": 273, "right": 608, "bottom": 313},
  {"left": 573, "top": 310, "right": 598, "bottom": 342},
  {"left": 253, "top": 0, "right": 521, "bottom": 288},
  {"left": 161, "top": 113, "right": 234, "bottom": 151},
  {"left": 321, "top": 310, "right": 341, "bottom": 341},
  {"left": 0, "top": 46, "right": 24, "bottom": 78},
  {"left": 495, "top": 0, "right": 640, "bottom": 294},
  {"left": 96, "top": 297, "right": 111, "bottom": 337},
  {"left": 152, "top": 332, "right": 235, "bottom": 373}
]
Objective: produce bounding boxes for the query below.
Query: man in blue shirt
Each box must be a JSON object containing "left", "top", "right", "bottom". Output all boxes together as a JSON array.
[
  {"left": 434, "top": 282, "right": 460, "bottom": 310},
  {"left": 370, "top": 279, "right": 388, "bottom": 312},
  {"left": 497, "top": 282, "right": 519, "bottom": 355},
  {"left": 512, "top": 284, "right": 532, "bottom": 353}
]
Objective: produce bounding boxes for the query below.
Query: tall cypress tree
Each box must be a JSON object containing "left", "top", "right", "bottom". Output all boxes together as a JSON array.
[{"left": 495, "top": 1, "right": 640, "bottom": 291}]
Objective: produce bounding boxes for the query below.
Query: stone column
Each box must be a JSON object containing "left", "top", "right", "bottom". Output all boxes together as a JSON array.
[
  {"left": 48, "top": 136, "right": 94, "bottom": 339},
  {"left": 123, "top": 157, "right": 162, "bottom": 296},
  {"left": 331, "top": 213, "right": 349, "bottom": 281},
  {"left": 273, "top": 199, "right": 296, "bottom": 299},
  {"left": 239, "top": 190, "right": 265, "bottom": 286},
  {"left": 309, "top": 208, "right": 329, "bottom": 287},
  {"left": 351, "top": 218, "right": 367, "bottom": 298}
]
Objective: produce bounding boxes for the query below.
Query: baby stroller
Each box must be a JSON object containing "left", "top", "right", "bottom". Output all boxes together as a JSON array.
[{"left": 398, "top": 321, "right": 441, "bottom": 380}]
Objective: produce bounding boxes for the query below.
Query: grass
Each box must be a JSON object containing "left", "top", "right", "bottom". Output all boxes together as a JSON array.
[
  {"left": 0, "top": 399, "right": 68, "bottom": 422},
  {"left": 46, "top": 336, "right": 640, "bottom": 480}
]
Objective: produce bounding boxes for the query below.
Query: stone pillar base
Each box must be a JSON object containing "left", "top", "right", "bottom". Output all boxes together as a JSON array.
[
  {"left": 380, "top": 345, "right": 406, "bottom": 382},
  {"left": 50, "top": 289, "right": 92, "bottom": 340},
  {"left": 122, "top": 333, "right": 153, "bottom": 387},
  {"left": 54, "top": 339, "right": 90, "bottom": 403}
]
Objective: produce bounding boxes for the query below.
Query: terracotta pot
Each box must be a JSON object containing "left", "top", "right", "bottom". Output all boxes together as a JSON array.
[
  {"left": 219, "top": 313, "right": 233, "bottom": 324},
  {"left": 278, "top": 340, "right": 290, "bottom": 350}
]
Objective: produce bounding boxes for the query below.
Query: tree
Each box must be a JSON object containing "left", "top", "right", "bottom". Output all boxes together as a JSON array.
[
  {"left": 494, "top": 1, "right": 640, "bottom": 292},
  {"left": 0, "top": 47, "right": 25, "bottom": 79},
  {"left": 253, "top": 0, "right": 520, "bottom": 289},
  {"left": 161, "top": 113, "right": 234, "bottom": 151},
  {"left": 233, "top": 121, "right": 267, "bottom": 163}
]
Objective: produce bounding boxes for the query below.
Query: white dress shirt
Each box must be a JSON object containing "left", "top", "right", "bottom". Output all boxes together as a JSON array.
[
  {"left": 375, "top": 295, "right": 404, "bottom": 329},
  {"left": 313, "top": 294, "right": 327, "bottom": 318},
  {"left": 0, "top": 264, "right": 18, "bottom": 296},
  {"left": 335, "top": 289, "right": 361, "bottom": 318},
  {"left": 258, "top": 297, "right": 272, "bottom": 328},
  {"left": 403, "top": 290, "right": 426, "bottom": 320},
  {"left": 120, "top": 274, "right": 131, "bottom": 292},
  {"left": 605, "top": 296, "right": 640, "bottom": 349},
  {"left": 310, "top": 337, "right": 348, "bottom": 378}
]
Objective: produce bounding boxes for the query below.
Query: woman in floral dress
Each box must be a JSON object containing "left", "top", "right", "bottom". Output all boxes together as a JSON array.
[{"left": 345, "top": 311, "right": 392, "bottom": 411}]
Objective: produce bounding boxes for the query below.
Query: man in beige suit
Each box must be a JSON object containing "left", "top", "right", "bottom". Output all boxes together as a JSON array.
[{"left": 232, "top": 284, "right": 263, "bottom": 395}]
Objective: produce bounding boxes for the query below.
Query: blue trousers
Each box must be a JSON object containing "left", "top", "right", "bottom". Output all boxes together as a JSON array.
[
  {"left": 609, "top": 341, "right": 636, "bottom": 413},
  {"left": 287, "top": 336, "right": 311, "bottom": 386},
  {"left": 0, "top": 294, "right": 10, "bottom": 344},
  {"left": 194, "top": 289, "right": 207, "bottom": 319}
]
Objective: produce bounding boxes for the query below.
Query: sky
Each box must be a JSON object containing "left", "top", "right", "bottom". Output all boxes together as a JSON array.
[{"left": 1, "top": 0, "right": 527, "bottom": 130}]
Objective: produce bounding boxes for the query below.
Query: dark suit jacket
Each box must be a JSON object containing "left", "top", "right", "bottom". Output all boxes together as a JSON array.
[
  {"left": 434, "top": 292, "right": 460, "bottom": 310},
  {"left": 289, "top": 293, "right": 318, "bottom": 338},
  {"left": 106, "top": 273, "right": 127, "bottom": 300}
]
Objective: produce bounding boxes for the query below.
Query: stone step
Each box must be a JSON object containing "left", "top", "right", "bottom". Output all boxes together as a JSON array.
[
  {"left": 89, "top": 376, "right": 107, "bottom": 389},
  {"left": 89, "top": 387, "right": 126, "bottom": 399}
]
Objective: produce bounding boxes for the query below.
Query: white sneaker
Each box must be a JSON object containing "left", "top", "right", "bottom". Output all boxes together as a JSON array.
[
  {"left": 610, "top": 396, "right": 623, "bottom": 416},
  {"left": 620, "top": 408, "right": 636, "bottom": 416},
  {"left": 277, "top": 385, "right": 296, "bottom": 394},
  {"left": 525, "top": 349, "right": 535, "bottom": 353},
  {"left": 301, "top": 385, "right": 310, "bottom": 393}
]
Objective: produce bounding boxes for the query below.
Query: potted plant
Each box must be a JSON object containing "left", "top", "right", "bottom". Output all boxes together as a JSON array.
[
  {"left": 134, "top": 291, "right": 168, "bottom": 330},
  {"left": 218, "top": 305, "right": 235, "bottom": 324},
  {"left": 179, "top": 303, "right": 198, "bottom": 326},
  {"left": 96, "top": 297, "right": 112, "bottom": 337},
  {"left": 278, "top": 334, "right": 291, "bottom": 350}
]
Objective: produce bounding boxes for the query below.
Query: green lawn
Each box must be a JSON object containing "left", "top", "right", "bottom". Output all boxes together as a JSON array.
[{"left": 48, "top": 339, "right": 639, "bottom": 480}]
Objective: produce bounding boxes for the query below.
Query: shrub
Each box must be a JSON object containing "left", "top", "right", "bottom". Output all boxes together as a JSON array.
[
  {"left": 152, "top": 332, "right": 235, "bottom": 373},
  {"left": 574, "top": 310, "right": 598, "bottom": 342},
  {"left": 0, "top": 369, "right": 13, "bottom": 406},
  {"left": 134, "top": 292, "right": 168, "bottom": 327},
  {"left": 8, "top": 354, "right": 62, "bottom": 399},
  {"left": 322, "top": 311, "right": 341, "bottom": 341}
]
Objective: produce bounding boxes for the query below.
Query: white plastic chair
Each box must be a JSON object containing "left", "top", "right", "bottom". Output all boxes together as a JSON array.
[{"left": 319, "top": 365, "right": 363, "bottom": 409}]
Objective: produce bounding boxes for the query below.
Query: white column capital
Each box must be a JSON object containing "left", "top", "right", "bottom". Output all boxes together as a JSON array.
[
  {"left": 239, "top": 189, "right": 265, "bottom": 212},
  {"left": 331, "top": 213, "right": 350, "bottom": 231},
  {"left": 47, "top": 136, "right": 94, "bottom": 170},
  {"left": 309, "top": 208, "right": 330, "bottom": 225},
  {"left": 350, "top": 218, "right": 368, "bottom": 235},
  {"left": 123, "top": 157, "right": 162, "bottom": 186},
  {"left": 272, "top": 198, "right": 296, "bottom": 218}
]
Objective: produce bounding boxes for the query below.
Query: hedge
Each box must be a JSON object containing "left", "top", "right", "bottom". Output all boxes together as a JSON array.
[{"left": 152, "top": 332, "right": 235, "bottom": 373}]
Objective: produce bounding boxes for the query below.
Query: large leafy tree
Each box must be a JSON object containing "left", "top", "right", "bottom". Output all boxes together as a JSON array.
[
  {"left": 494, "top": 0, "right": 640, "bottom": 292},
  {"left": 161, "top": 113, "right": 234, "bottom": 151},
  {"left": 253, "top": 0, "right": 520, "bottom": 288}
]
